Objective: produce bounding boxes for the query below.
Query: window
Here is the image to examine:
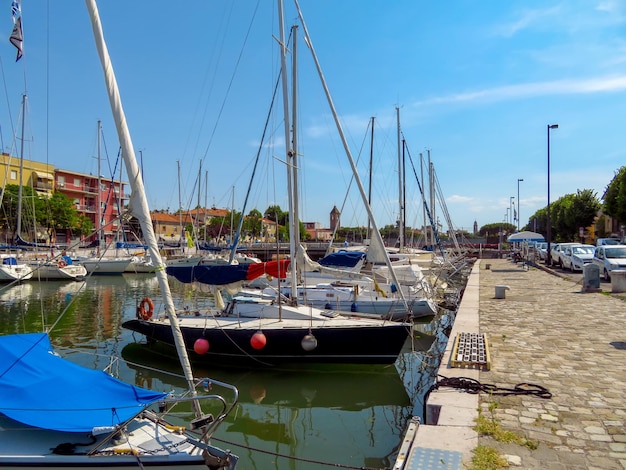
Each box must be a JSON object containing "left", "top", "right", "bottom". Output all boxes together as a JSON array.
[
  {"left": 73, "top": 177, "right": 80, "bottom": 187},
  {"left": 10, "top": 170, "right": 17, "bottom": 180}
]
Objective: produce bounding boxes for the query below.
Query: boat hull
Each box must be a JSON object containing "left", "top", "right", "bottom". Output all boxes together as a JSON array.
[{"left": 123, "top": 317, "right": 410, "bottom": 366}]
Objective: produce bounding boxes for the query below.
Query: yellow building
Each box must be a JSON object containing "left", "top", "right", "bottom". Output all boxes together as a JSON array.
[{"left": 0, "top": 153, "right": 55, "bottom": 197}]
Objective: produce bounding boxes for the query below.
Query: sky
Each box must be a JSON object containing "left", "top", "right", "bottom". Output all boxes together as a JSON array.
[{"left": 0, "top": 0, "right": 625, "bottom": 235}]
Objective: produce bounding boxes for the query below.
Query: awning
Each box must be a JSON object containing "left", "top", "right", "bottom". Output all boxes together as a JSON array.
[{"left": 32, "top": 171, "right": 54, "bottom": 180}]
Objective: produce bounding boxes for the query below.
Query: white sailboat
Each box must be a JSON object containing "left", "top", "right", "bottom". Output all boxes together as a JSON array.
[
  {"left": 123, "top": 0, "right": 412, "bottom": 366},
  {"left": 73, "top": 121, "right": 132, "bottom": 275},
  {"left": 0, "top": 1, "right": 238, "bottom": 468}
]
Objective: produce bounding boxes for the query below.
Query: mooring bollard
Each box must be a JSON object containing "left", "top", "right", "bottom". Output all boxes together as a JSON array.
[
  {"left": 485, "top": 263, "right": 491, "bottom": 270},
  {"left": 611, "top": 270, "right": 626, "bottom": 293},
  {"left": 495, "top": 285, "right": 509, "bottom": 299}
]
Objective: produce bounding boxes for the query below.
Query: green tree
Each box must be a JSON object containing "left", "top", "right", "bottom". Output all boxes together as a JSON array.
[
  {"left": 603, "top": 166, "right": 626, "bottom": 224},
  {"left": 40, "top": 191, "right": 81, "bottom": 243},
  {"left": 243, "top": 209, "right": 263, "bottom": 239},
  {"left": 264, "top": 205, "right": 288, "bottom": 225}
]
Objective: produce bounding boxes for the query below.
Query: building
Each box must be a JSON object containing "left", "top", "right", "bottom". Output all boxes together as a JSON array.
[
  {"left": 150, "top": 211, "right": 194, "bottom": 245},
  {"left": 0, "top": 152, "right": 55, "bottom": 198},
  {"left": 0, "top": 154, "right": 127, "bottom": 246},
  {"left": 330, "top": 205, "right": 340, "bottom": 231},
  {"left": 54, "top": 169, "right": 127, "bottom": 245}
]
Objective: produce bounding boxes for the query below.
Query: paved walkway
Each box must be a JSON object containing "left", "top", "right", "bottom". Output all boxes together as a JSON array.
[{"left": 478, "top": 258, "right": 626, "bottom": 469}]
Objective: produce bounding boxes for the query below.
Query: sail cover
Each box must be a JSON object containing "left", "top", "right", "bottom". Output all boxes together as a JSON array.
[
  {"left": 318, "top": 251, "right": 366, "bottom": 268},
  {"left": 0, "top": 333, "right": 166, "bottom": 433},
  {"left": 167, "top": 259, "right": 290, "bottom": 286}
]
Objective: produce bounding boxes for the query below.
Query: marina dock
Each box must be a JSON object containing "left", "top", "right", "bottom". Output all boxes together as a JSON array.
[{"left": 396, "top": 258, "right": 626, "bottom": 469}]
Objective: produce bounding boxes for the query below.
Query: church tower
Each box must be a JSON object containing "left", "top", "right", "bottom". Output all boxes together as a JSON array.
[{"left": 330, "top": 205, "right": 340, "bottom": 231}]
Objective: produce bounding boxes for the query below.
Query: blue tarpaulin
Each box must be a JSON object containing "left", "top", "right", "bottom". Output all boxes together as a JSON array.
[
  {"left": 0, "top": 333, "right": 166, "bottom": 433},
  {"left": 318, "top": 251, "right": 366, "bottom": 268}
]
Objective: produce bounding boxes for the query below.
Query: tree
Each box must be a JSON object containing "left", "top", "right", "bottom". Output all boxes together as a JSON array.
[
  {"left": 0, "top": 184, "right": 47, "bottom": 241},
  {"left": 603, "top": 166, "right": 626, "bottom": 225},
  {"left": 243, "top": 209, "right": 263, "bottom": 239},
  {"left": 40, "top": 192, "right": 81, "bottom": 244},
  {"left": 264, "top": 205, "right": 288, "bottom": 226}
]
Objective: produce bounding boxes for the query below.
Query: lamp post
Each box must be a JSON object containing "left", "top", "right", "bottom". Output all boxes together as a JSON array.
[
  {"left": 509, "top": 196, "right": 514, "bottom": 226},
  {"left": 547, "top": 124, "right": 558, "bottom": 265},
  {"left": 517, "top": 178, "right": 523, "bottom": 231}
]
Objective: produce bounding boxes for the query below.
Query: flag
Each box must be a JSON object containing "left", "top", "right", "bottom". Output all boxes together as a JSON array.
[
  {"left": 513, "top": 209, "right": 517, "bottom": 222},
  {"left": 9, "top": 0, "right": 22, "bottom": 61},
  {"left": 186, "top": 230, "right": 194, "bottom": 248}
]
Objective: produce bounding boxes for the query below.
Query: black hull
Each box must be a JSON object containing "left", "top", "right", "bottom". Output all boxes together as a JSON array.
[{"left": 122, "top": 319, "right": 410, "bottom": 366}]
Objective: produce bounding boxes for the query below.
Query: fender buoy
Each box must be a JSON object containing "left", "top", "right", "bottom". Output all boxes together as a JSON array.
[
  {"left": 137, "top": 297, "right": 154, "bottom": 320},
  {"left": 58, "top": 259, "right": 67, "bottom": 268}
]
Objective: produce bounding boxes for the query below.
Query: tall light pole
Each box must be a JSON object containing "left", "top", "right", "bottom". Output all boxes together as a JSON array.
[
  {"left": 517, "top": 178, "right": 524, "bottom": 231},
  {"left": 547, "top": 124, "right": 558, "bottom": 265}
]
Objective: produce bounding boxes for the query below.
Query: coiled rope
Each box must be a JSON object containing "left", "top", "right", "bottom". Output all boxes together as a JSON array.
[{"left": 429, "top": 374, "right": 552, "bottom": 399}]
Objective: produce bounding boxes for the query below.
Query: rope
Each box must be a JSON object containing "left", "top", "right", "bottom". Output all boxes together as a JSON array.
[
  {"left": 210, "top": 436, "right": 390, "bottom": 470},
  {"left": 430, "top": 375, "right": 552, "bottom": 399}
]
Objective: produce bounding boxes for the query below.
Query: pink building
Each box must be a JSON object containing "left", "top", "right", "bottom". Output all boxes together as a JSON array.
[{"left": 54, "top": 169, "right": 127, "bottom": 246}]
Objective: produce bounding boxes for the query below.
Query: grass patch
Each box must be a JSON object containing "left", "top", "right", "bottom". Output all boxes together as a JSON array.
[
  {"left": 467, "top": 445, "right": 509, "bottom": 469},
  {"left": 474, "top": 401, "right": 537, "bottom": 449}
]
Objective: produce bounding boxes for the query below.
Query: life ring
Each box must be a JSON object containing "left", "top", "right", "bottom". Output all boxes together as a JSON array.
[
  {"left": 137, "top": 297, "right": 154, "bottom": 320},
  {"left": 58, "top": 259, "right": 67, "bottom": 268}
]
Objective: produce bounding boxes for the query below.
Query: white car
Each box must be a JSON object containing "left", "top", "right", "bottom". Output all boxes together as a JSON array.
[
  {"left": 534, "top": 242, "right": 548, "bottom": 261},
  {"left": 550, "top": 242, "right": 578, "bottom": 267},
  {"left": 592, "top": 245, "right": 626, "bottom": 281},
  {"left": 596, "top": 237, "right": 620, "bottom": 246},
  {"left": 561, "top": 244, "right": 595, "bottom": 272}
]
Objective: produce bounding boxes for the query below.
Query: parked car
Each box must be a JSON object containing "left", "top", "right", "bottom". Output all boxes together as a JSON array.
[
  {"left": 561, "top": 244, "right": 595, "bottom": 272},
  {"left": 592, "top": 245, "right": 626, "bottom": 281},
  {"left": 550, "top": 242, "right": 578, "bottom": 267},
  {"left": 534, "top": 242, "right": 548, "bottom": 261},
  {"left": 596, "top": 237, "right": 621, "bottom": 247}
]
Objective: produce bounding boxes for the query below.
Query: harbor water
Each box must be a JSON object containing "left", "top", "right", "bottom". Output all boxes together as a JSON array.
[{"left": 0, "top": 274, "right": 455, "bottom": 469}]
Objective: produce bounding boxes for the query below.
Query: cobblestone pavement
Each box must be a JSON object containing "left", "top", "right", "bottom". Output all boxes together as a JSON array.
[{"left": 478, "top": 258, "right": 626, "bottom": 469}]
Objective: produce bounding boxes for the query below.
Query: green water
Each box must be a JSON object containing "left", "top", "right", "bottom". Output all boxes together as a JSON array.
[{"left": 0, "top": 274, "right": 449, "bottom": 469}]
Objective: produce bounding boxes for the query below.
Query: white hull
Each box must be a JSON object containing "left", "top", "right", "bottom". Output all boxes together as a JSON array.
[
  {"left": 29, "top": 262, "right": 87, "bottom": 281},
  {"left": 0, "top": 255, "right": 33, "bottom": 282},
  {"left": 76, "top": 257, "right": 132, "bottom": 274},
  {"left": 0, "top": 411, "right": 236, "bottom": 469}
]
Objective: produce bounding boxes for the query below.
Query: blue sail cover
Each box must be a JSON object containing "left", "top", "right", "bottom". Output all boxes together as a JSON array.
[
  {"left": 318, "top": 251, "right": 366, "bottom": 268},
  {"left": 0, "top": 333, "right": 167, "bottom": 433},
  {"left": 167, "top": 259, "right": 290, "bottom": 286}
]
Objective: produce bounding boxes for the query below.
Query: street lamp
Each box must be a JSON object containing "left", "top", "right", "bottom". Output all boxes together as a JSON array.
[
  {"left": 517, "top": 178, "right": 524, "bottom": 231},
  {"left": 547, "top": 124, "right": 558, "bottom": 265}
]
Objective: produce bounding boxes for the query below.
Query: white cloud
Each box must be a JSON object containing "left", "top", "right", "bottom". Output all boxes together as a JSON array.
[{"left": 410, "top": 75, "right": 626, "bottom": 108}]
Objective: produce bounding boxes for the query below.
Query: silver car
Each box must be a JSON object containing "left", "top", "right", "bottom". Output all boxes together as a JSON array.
[
  {"left": 561, "top": 244, "right": 595, "bottom": 272},
  {"left": 592, "top": 245, "right": 626, "bottom": 281}
]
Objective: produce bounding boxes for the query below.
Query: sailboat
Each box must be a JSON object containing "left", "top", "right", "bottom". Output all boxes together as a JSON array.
[
  {"left": 73, "top": 121, "right": 133, "bottom": 275},
  {"left": 122, "top": 1, "right": 412, "bottom": 366},
  {"left": 0, "top": 1, "right": 238, "bottom": 468}
]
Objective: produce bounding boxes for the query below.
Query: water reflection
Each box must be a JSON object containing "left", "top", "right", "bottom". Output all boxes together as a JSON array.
[{"left": 0, "top": 274, "right": 454, "bottom": 470}]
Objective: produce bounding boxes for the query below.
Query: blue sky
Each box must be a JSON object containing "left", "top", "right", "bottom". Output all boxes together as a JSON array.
[{"left": 1, "top": 1, "right": 625, "bottom": 235}]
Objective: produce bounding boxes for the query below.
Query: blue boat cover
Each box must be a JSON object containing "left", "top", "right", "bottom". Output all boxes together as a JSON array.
[
  {"left": 0, "top": 333, "right": 167, "bottom": 433},
  {"left": 167, "top": 259, "right": 290, "bottom": 286},
  {"left": 318, "top": 251, "right": 366, "bottom": 268}
]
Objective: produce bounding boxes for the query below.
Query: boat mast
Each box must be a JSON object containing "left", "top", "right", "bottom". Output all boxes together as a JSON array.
[
  {"left": 278, "top": 0, "right": 298, "bottom": 304},
  {"left": 367, "top": 116, "right": 374, "bottom": 241},
  {"left": 293, "top": 0, "right": 408, "bottom": 308},
  {"left": 15, "top": 94, "right": 26, "bottom": 243},
  {"left": 397, "top": 107, "right": 404, "bottom": 250},
  {"left": 177, "top": 159, "right": 183, "bottom": 250},
  {"left": 85, "top": 0, "right": 200, "bottom": 408},
  {"left": 97, "top": 120, "right": 102, "bottom": 255}
]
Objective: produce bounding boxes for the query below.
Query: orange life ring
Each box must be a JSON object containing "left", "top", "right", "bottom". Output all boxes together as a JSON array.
[
  {"left": 137, "top": 297, "right": 154, "bottom": 320},
  {"left": 58, "top": 259, "right": 67, "bottom": 268}
]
